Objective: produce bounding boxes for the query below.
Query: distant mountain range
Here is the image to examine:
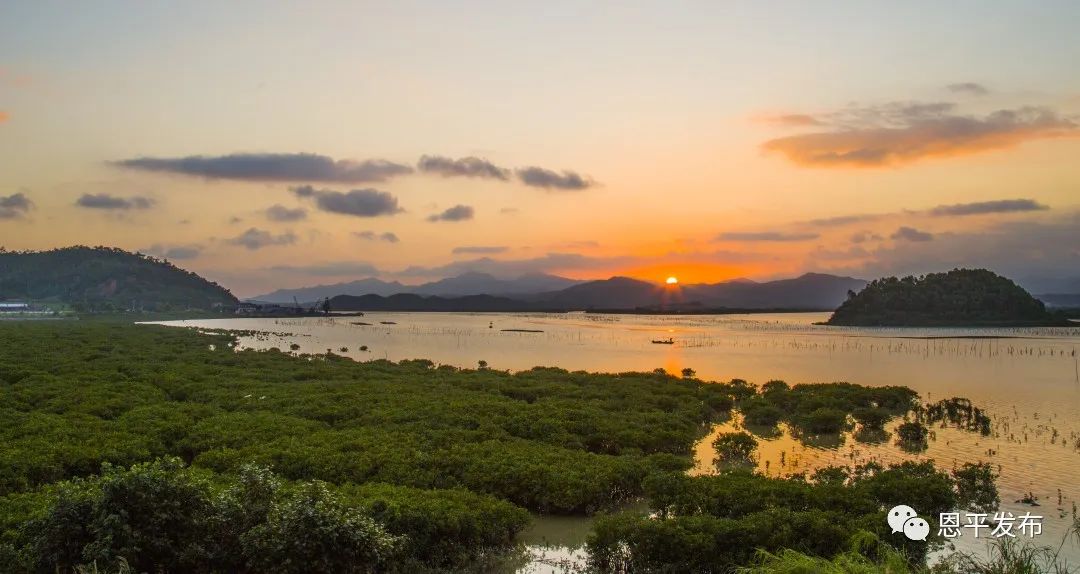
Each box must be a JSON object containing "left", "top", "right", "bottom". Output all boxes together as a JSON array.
[
  {"left": 322, "top": 273, "right": 869, "bottom": 312},
  {"left": 253, "top": 272, "right": 585, "bottom": 303}
]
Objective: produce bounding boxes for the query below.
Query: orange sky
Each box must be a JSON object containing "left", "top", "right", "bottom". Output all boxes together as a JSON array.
[{"left": 2, "top": 2, "right": 1080, "bottom": 296}]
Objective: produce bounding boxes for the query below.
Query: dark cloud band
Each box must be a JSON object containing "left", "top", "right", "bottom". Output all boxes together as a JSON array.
[
  {"left": 763, "top": 104, "right": 1077, "bottom": 168},
  {"left": 515, "top": 167, "right": 594, "bottom": 190},
  {"left": 75, "top": 193, "right": 155, "bottom": 210},
  {"left": 418, "top": 155, "right": 510, "bottom": 180},
  {"left": 427, "top": 205, "right": 474, "bottom": 222},
  {"left": 292, "top": 186, "right": 403, "bottom": 217},
  {"left": 354, "top": 231, "right": 400, "bottom": 243},
  {"left": 265, "top": 204, "right": 307, "bottom": 222},
  {"left": 115, "top": 153, "right": 414, "bottom": 183},
  {"left": 0, "top": 192, "right": 33, "bottom": 219},
  {"left": 715, "top": 231, "right": 819, "bottom": 242},
  {"left": 929, "top": 199, "right": 1048, "bottom": 217},
  {"left": 227, "top": 228, "right": 297, "bottom": 250},
  {"left": 891, "top": 226, "right": 934, "bottom": 242},
  {"left": 452, "top": 245, "right": 507, "bottom": 254}
]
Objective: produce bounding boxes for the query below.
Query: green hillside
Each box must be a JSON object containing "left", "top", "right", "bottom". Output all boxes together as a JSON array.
[
  {"left": 0, "top": 246, "right": 236, "bottom": 311},
  {"left": 826, "top": 268, "right": 1068, "bottom": 327}
]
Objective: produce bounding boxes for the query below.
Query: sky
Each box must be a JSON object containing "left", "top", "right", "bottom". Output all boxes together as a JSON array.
[{"left": 1, "top": 0, "right": 1079, "bottom": 297}]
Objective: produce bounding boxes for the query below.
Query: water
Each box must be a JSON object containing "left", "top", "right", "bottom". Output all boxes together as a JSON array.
[{"left": 154, "top": 312, "right": 1080, "bottom": 569}]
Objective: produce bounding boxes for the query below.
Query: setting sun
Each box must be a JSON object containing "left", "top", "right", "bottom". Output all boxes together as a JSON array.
[{"left": 665, "top": 276, "right": 679, "bottom": 285}]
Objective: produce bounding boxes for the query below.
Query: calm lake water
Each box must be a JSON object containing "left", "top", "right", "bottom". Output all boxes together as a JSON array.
[{"left": 155, "top": 312, "right": 1080, "bottom": 570}]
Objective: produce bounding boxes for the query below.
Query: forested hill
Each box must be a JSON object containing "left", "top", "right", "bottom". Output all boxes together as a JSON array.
[
  {"left": 826, "top": 268, "right": 1069, "bottom": 327},
  {"left": 0, "top": 246, "right": 237, "bottom": 311}
]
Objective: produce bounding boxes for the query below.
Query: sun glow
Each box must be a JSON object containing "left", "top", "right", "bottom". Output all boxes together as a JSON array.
[{"left": 665, "top": 276, "right": 679, "bottom": 285}]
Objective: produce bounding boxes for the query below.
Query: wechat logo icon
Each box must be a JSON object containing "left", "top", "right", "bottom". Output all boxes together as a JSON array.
[{"left": 888, "top": 504, "right": 929, "bottom": 541}]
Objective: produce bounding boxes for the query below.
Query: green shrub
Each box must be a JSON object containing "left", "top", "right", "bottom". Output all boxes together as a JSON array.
[
  {"left": 896, "top": 422, "right": 929, "bottom": 445},
  {"left": 712, "top": 431, "right": 758, "bottom": 467},
  {"left": 242, "top": 481, "right": 400, "bottom": 574}
]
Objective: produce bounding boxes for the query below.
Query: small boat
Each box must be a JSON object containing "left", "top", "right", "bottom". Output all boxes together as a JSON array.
[
  {"left": 651, "top": 338, "right": 675, "bottom": 345},
  {"left": 380, "top": 321, "right": 397, "bottom": 325}
]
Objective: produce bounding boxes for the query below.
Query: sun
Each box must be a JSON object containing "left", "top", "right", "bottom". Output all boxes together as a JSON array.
[{"left": 665, "top": 276, "right": 679, "bottom": 285}]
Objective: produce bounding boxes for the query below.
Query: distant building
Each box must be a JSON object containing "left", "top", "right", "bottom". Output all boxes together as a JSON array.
[
  {"left": 0, "top": 301, "right": 30, "bottom": 311},
  {"left": 235, "top": 302, "right": 260, "bottom": 315}
]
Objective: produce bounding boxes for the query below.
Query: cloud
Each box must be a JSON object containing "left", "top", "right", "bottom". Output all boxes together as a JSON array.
[
  {"left": 292, "top": 185, "right": 403, "bottom": 217},
  {"left": 762, "top": 103, "right": 1078, "bottom": 168},
  {"left": 0, "top": 192, "right": 33, "bottom": 219},
  {"left": 142, "top": 244, "right": 202, "bottom": 260},
  {"left": 890, "top": 226, "right": 934, "bottom": 242},
  {"left": 804, "top": 213, "right": 886, "bottom": 227},
  {"left": 850, "top": 231, "right": 884, "bottom": 244},
  {"left": 227, "top": 228, "right": 297, "bottom": 250},
  {"left": 397, "top": 252, "right": 634, "bottom": 278},
  {"left": 75, "top": 193, "right": 155, "bottom": 210},
  {"left": 395, "top": 248, "right": 769, "bottom": 280},
  {"left": 427, "top": 204, "right": 474, "bottom": 222},
  {"left": 417, "top": 155, "right": 510, "bottom": 180},
  {"left": 269, "top": 261, "right": 379, "bottom": 276},
  {"left": 756, "top": 113, "right": 824, "bottom": 127},
  {"left": 947, "top": 82, "right": 990, "bottom": 96},
  {"left": 115, "top": 153, "right": 414, "bottom": 183},
  {"left": 228, "top": 216, "right": 243, "bottom": 224},
  {"left": 452, "top": 245, "right": 508, "bottom": 254},
  {"left": 558, "top": 240, "right": 600, "bottom": 249},
  {"left": 499, "top": 207, "right": 519, "bottom": 214},
  {"left": 929, "top": 198, "right": 1048, "bottom": 217},
  {"left": 515, "top": 167, "right": 594, "bottom": 190},
  {"left": 823, "top": 216, "right": 1080, "bottom": 294},
  {"left": 0, "top": 111, "right": 8, "bottom": 124},
  {"left": 809, "top": 246, "right": 872, "bottom": 261},
  {"left": 715, "top": 231, "right": 819, "bottom": 242},
  {"left": 265, "top": 204, "right": 307, "bottom": 222},
  {"left": 353, "top": 231, "right": 400, "bottom": 243}
]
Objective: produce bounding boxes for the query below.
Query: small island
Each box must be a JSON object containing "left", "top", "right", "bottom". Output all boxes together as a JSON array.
[{"left": 826, "top": 268, "right": 1073, "bottom": 327}]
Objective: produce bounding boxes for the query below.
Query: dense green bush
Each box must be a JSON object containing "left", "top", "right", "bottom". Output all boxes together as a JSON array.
[
  {"left": 0, "top": 321, "right": 1010, "bottom": 573},
  {"left": 590, "top": 460, "right": 972, "bottom": 572},
  {"left": 712, "top": 431, "right": 758, "bottom": 467},
  {"left": 0, "top": 321, "right": 739, "bottom": 515},
  {"left": 340, "top": 482, "right": 529, "bottom": 567},
  {"left": 896, "top": 422, "right": 929, "bottom": 445},
  {"left": 0, "top": 458, "right": 533, "bottom": 572},
  {"left": 736, "top": 382, "right": 917, "bottom": 438}
]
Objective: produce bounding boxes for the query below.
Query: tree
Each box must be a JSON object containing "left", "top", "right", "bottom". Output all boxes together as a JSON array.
[
  {"left": 712, "top": 432, "right": 758, "bottom": 467},
  {"left": 243, "top": 482, "right": 400, "bottom": 574},
  {"left": 827, "top": 269, "right": 1063, "bottom": 326}
]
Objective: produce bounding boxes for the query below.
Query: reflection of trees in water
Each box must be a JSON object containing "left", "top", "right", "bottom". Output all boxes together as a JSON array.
[{"left": 919, "top": 397, "right": 992, "bottom": 435}]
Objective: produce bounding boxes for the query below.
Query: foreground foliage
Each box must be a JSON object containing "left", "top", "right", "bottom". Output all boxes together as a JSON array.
[
  {"left": 739, "top": 529, "right": 1080, "bottom": 574},
  {"left": 0, "top": 321, "right": 740, "bottom": 513},
  {"left": 1, "top": 458, "right": 474, "bottom": 573},
  {"left": 738, "top": 379, "right": 918, "bottom": 436},
  {"left": 588, "top": 461, "right": 999, "bottom": 573},
  {"left": 0, "top": 321, "right": 737, "bottom": 570},
  {"left": 0, "top": 321, "right": 1015, "bottom": 572}
]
